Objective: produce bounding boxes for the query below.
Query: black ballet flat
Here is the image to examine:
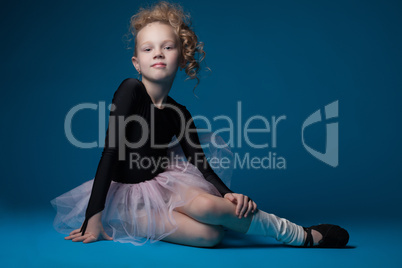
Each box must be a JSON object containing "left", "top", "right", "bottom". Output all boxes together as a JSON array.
[{"left": 302, "top": 224, "right": 349, "bottom": 248}]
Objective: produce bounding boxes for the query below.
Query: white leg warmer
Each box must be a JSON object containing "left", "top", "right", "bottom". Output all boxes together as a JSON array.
[{"left": 245, "top": 209, "right": 305, "bottom": 246}]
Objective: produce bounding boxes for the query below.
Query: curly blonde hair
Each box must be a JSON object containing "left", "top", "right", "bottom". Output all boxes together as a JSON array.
[{"left": 124, "top": 1, "right": 207, "bottom": 95}]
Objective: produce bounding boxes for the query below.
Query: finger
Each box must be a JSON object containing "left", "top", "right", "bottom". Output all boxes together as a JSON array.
[
  {"left": 72, "top": 234, "right": 91, "bottom": 242},
  {"left": 227, "top": 193, "right": 235, "bottom": 202},
  {"left": 65, "top": 233, "right": 81, "bottom": 240},
  {"left": 103, "top": 231, "right": 113, "bottom": 241},
  {"left": 244, "top": 200, "right": 254, "bottom": 218},
  {"left": 65, "top": 231, "right": 86, "bottom": 240},
  {"left": 83, "top": 235, "right": 97, "bottom": 244},
  {"left": 239, "top": 196, "right": 249, "bottom": 218},
  {"left": 69, "top": 228, "right": 81, "bottom": 236},
  {"left": 236, "top": 195, "right": 244, "bottom": 217},
  {"left": 252, "top": 202, "right": 258, "bottom": 213}
]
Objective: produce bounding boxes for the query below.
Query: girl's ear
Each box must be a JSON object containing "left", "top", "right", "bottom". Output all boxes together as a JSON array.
[{"left": 132, "top": 57, "right": 141, "bottom": 73}]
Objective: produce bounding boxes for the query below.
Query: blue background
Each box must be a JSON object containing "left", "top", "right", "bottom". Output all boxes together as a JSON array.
[{"left": 1, "top": 0, "right": 401, "bottom": 267}]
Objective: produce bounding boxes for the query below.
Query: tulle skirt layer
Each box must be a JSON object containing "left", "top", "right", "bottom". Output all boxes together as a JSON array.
[
  {"left": 51, "top": 161, "right": 223, "bottom": 245},
  {"left": 50, "top": 133, "right": 234, "bottom": 246}
]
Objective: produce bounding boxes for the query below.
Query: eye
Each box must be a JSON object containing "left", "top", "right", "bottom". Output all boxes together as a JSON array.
[
  {"left": 165, "top": 46, "right": 172, "bottom": 50},
  {"left": 143, "top": 48, "right": 151, "bottom": 52}
]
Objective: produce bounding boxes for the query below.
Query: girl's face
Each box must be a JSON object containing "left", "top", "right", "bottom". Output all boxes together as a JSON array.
[{"left": 132, "top": 22, "right": 184, "bottom": 84}]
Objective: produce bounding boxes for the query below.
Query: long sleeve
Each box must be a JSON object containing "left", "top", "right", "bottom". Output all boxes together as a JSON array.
[
  {"left": 80, "top": 78, "right": 139, "bottom": 236},
  {"left": 178, "top": 107, "right": 234, "bottom": 196}
]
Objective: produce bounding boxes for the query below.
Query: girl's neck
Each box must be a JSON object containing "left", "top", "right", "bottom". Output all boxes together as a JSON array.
[{"left": 141, "top": 78, "right": 173, "bottom": 108}]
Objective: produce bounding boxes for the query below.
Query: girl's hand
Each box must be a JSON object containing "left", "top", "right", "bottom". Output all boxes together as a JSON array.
[
  {"left": 64, "top": 212, "right": 113, "bottom": 243},
  {"left": 224, "top": 193, "right": 258, "bottom": 219}
]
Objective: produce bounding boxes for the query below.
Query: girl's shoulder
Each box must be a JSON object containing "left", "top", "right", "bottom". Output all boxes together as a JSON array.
[
  {"left": 111, "top": 78, "right": 149, "bottom": 105},
  {"left": 115, "top": 78, "right": 143, "bottom": 95}
]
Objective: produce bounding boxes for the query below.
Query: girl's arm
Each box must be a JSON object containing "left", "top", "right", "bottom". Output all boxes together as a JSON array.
[
  {"left": 178, "top": 107, "right": 234, "bottom": 196},
  {"left": 80, "top": 78, "right": 140, "bottom": 236},
  {"left": 177, "top": 107, "right": 257, "bottom": 218}
]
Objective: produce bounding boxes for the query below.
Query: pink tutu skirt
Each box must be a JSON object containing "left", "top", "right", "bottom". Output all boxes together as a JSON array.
[{"left": 50, "top": 133, "right": 233, "bottom": 246}]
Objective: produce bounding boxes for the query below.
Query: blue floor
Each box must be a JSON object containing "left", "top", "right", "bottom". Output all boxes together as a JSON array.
[{"left": 2, "top": 208, "right": 401, "bottom": 268}]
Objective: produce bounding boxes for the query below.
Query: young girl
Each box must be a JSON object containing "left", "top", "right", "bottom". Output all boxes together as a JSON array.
[{"left": 51, "top": 1, "right": 349, "bottom": 248}]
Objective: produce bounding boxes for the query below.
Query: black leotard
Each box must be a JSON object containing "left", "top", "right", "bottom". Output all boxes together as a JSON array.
[{"left": 80, "top": 78, "right": 234, "bottom": 235}]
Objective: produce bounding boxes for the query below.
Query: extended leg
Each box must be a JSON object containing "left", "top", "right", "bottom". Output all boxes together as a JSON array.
[{"left": 174, "top": 193, "right": 321, "bottom": 246}]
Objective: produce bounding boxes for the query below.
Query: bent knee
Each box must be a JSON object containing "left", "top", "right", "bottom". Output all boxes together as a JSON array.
[
  {"left": 197, "top": 225, "right": 225, "bottom": 248},
  {"left": 192, "top": 194, "right": 220, "bottom": 218}
]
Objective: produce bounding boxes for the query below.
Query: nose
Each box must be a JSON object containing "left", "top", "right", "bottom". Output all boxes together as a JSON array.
[{"left": 154, "top": 49, "right": 164, "bottom": 59}]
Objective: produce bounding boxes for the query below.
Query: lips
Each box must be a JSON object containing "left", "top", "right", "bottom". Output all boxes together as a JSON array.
[{"left": 152, "top": 62, "right": 166, "bottom": 67}]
